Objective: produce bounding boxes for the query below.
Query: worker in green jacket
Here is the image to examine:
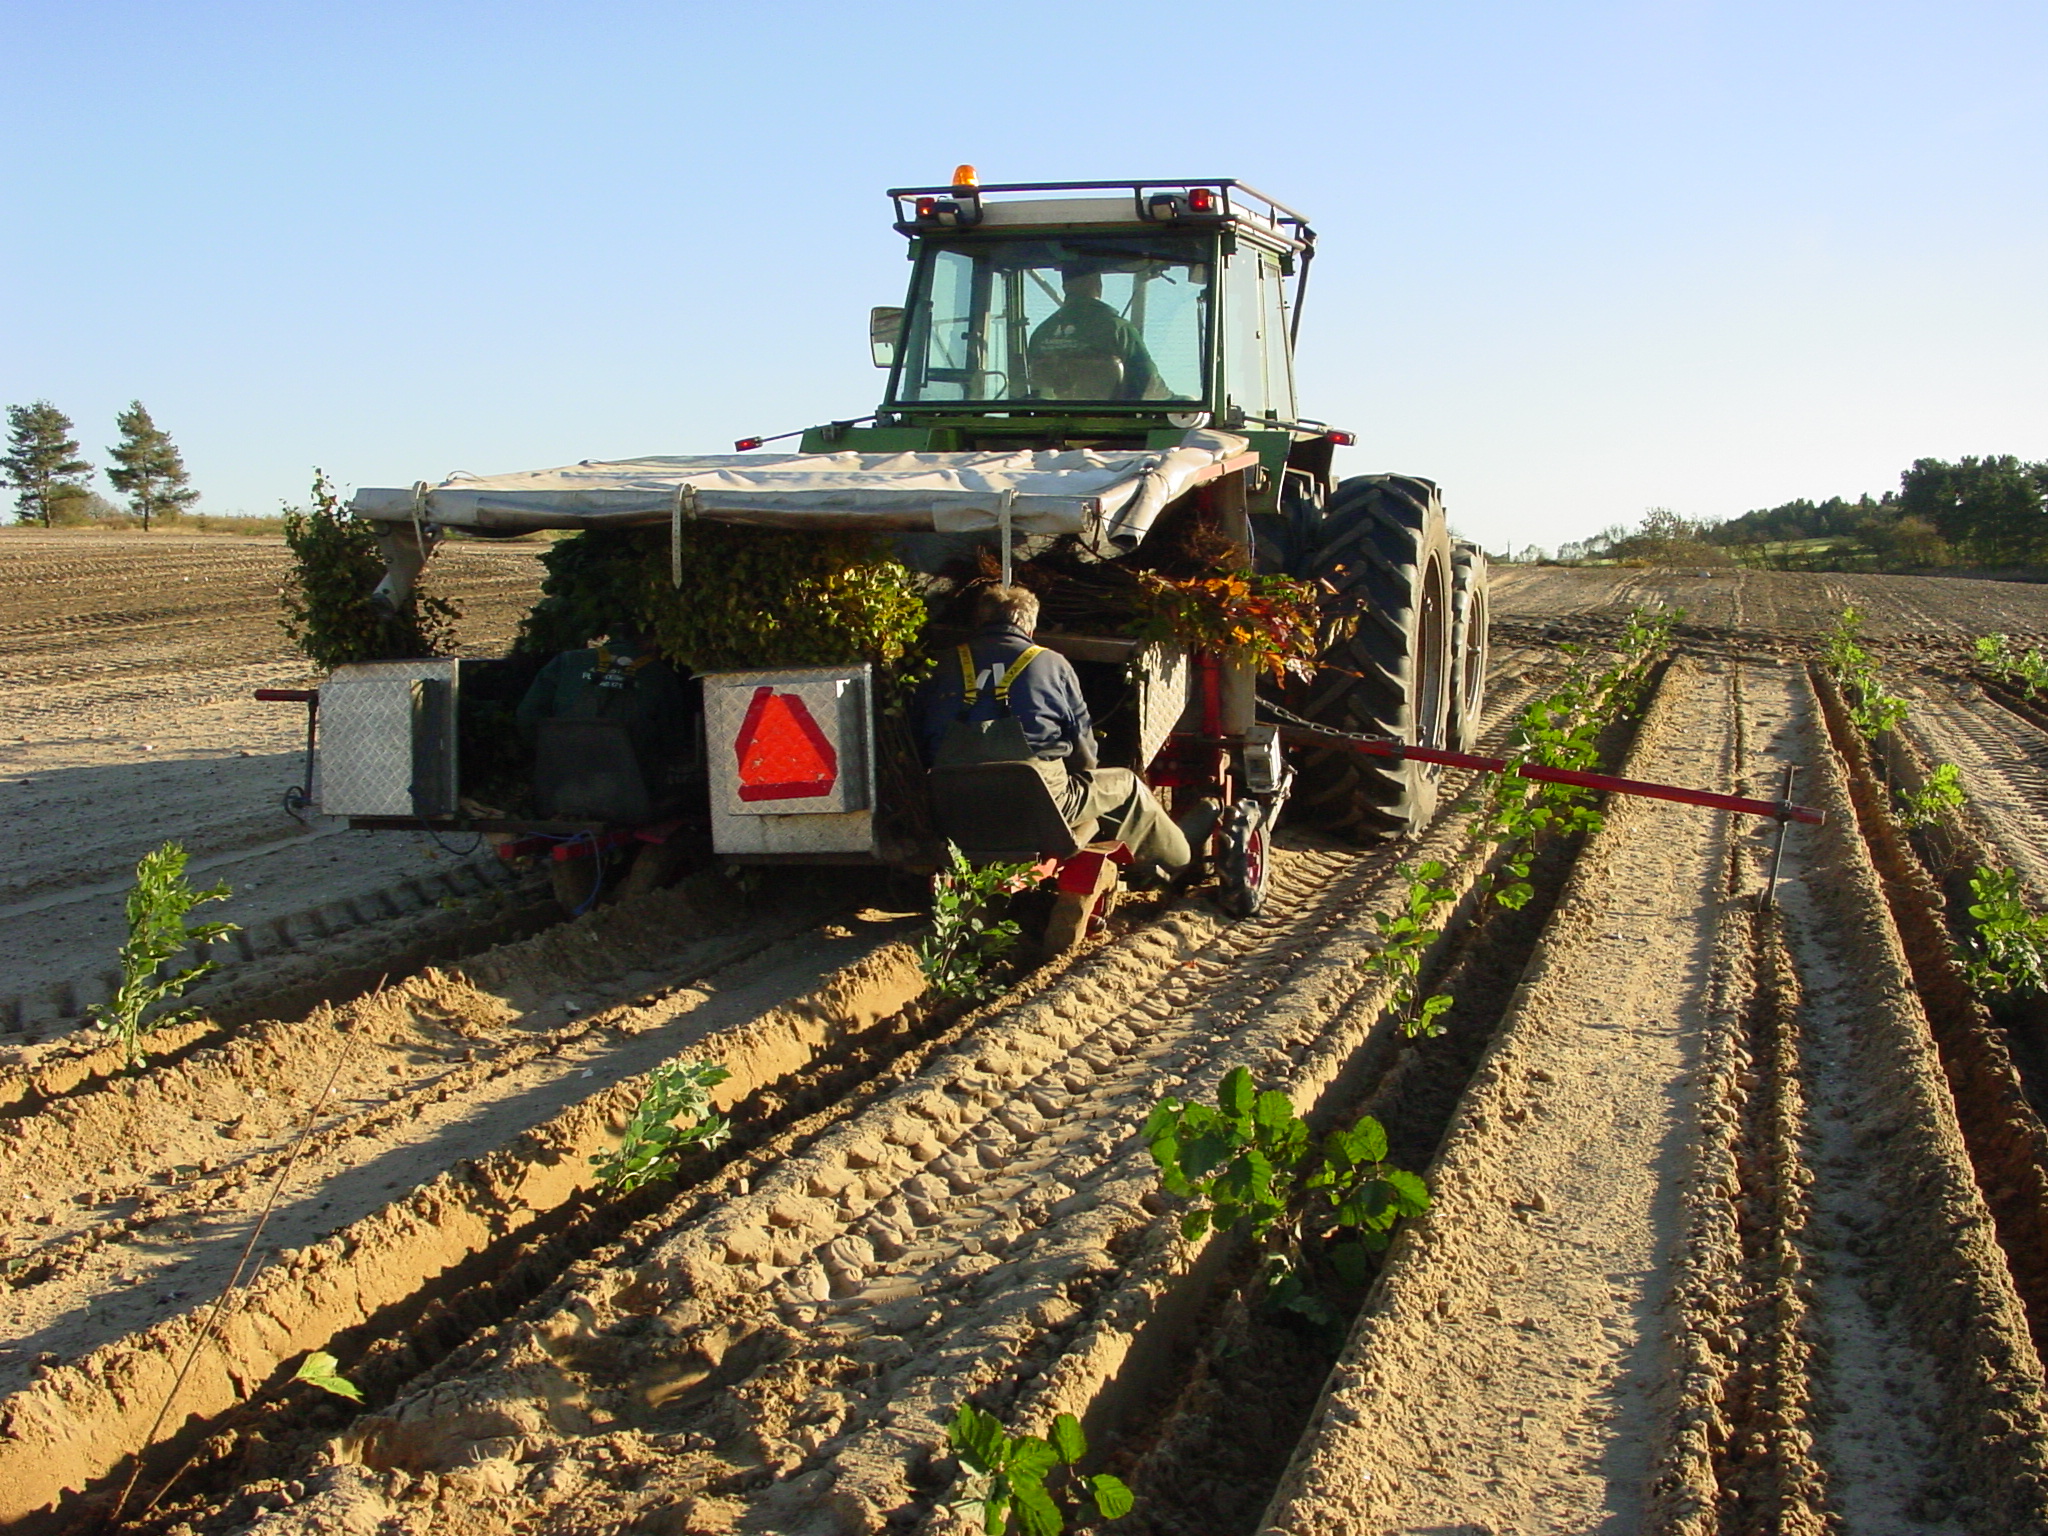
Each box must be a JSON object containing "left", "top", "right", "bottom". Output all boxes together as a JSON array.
[
  {"left": 516, "top": 621, "right": 693, "bottom": 772},
  {"left": 1027, "top": 267, "right": 1160, "bottom": 401}
]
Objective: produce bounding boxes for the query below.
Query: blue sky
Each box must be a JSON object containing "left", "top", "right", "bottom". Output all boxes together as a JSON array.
[{"left": 3, "top": 0, "right": 2043, "bottom": 552}]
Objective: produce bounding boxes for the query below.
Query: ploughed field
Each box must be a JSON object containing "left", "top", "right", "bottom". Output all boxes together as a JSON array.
[
  {"left": 8, "top": 540, "right": 2048, "bottom": 1533},
  {"left": 0, "top": 530, "right": 551, "bottom": 1038}
]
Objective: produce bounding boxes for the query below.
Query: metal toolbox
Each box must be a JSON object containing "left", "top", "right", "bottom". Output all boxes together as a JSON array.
[{"left": 316, "top": 659, "right": 460, "bottom": 817}]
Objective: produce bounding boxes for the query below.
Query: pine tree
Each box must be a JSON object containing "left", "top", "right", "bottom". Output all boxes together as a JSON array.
[
  {"left": 106, "top": 401, "right": 199, "bottom": 531},
  {"left": 2, "top": 401, "right": 94, "bottom": 527}
]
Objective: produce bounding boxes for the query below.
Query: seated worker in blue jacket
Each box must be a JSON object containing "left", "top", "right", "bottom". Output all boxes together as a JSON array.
[{"left": 917, "top": 584, "right": 1190, "bottom": 876}]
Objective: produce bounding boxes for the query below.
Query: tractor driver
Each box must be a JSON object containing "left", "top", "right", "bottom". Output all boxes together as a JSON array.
[
  {"left": 1026, "top": 265, "right": 1161, "bottom": 401},
  {"left": 917, "top": 584, "right": 1190, "bottom": 878}
]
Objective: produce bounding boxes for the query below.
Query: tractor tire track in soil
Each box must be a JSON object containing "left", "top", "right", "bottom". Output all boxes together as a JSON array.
[
  {"left": 42, "top": 663, "right": 1578, "bottom": 1536},
  {"left": 0, "top": 531, "right": 547, "bottom": 1046},
  {"left": 1262, "top": 658, "right": 2048, "bottom": 1535}
]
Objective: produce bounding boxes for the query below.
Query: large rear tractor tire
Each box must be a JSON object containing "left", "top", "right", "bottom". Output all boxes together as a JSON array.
[
  {"left": 1284, "top": 475, "right": 1455, "bottom": 842},
  {"left": 1448, "top": 541, "right": 1491, "bottom": 753}
]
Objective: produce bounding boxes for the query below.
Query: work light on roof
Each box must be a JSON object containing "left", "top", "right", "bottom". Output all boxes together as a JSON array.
[
  {"left": 913, "top": 188, "right": 981, "bottom": 230},
  {"left": 1145, "top": 186, "right": 1225, "bottom": 224},
  {"left": 952, "top": 164, "right": 978, "bottom": 188}
]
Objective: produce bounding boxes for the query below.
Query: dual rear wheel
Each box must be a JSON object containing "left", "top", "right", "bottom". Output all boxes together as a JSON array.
[{"left": 1282, "top": 475, "right": 1489, "bottom": 842}]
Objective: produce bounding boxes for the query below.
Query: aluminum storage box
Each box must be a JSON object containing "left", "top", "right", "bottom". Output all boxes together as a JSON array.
[{"left": 316, "top": 659, "right": 460, "bottom": 817}]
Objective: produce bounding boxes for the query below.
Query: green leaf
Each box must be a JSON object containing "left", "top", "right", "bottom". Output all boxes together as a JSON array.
[
  {"left": 1245, "top": 1097, "right": 1294, "bottom": 1146},
  {"left": 1329, "top": 1240, "right": 1371, "bottom": 1287},
  {"left": 293, "top": 1350, "right": 363, "bottom": 1403},
  {"left": 1011, "top": 1477, "right": 1064, "bottom": 1536},
  {"left": 1411, "top": 993, "right": 1454, "bottom": 1037},
  {"left": 1217, "top": 1066, "right": 1256, "bottom": 1117},
  {"left": 1180, "top": 1207, "right": 1213, "bottom": 1241},
  {"left": 1089, "top": 1474, "right": 1135, "bottom": 1520},
  {"left": 1008, "top": 1436, "right": 1060, "bottom": 1481},
  {"left": 1341, "top": 1116, "right": 1388, "bottom": 1166},
  {"left": 1179, "top": 1128, "right": 1235, "bottom": 1180},
  {"left": 1381, "top": 1167, "right": 1431, "bottom": 1214},
  {"left": 950, "top": 1404, "right": 1009, "bottom": 1474},
  {"left": 1050, "top": 1412, "right": 1087, "bottom": 1465},
  {"left": 1142, "top": 1100, "right": 1183, "bottom": 1141}
]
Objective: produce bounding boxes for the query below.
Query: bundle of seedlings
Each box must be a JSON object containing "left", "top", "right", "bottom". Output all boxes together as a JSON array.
[{"left": 279, "top": 473, "right": 461, "bottom": 669}]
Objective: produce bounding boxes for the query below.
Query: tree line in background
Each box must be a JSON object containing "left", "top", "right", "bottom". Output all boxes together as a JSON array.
[
  {"left": 1537, "top": 456, "right": 2048, "bottom": 573},
  {"left": 2, "top": 398, "right": 198, "bottom": 529}
]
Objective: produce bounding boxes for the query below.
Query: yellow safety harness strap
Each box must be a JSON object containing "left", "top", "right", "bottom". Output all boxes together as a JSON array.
[
  {"left": 595, "top": 647, "right": 655, "bottom": 675},
  {"left": 996, "top": 645, "right": 1045, "bottom": 704},
  {"left": 957, "top": 644, "right": 1047, "bottom": 711}
]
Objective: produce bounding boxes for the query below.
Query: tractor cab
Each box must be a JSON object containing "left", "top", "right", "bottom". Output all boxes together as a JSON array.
[{"left": 816, "top": 176, "right": 1343, "bottom": 508}]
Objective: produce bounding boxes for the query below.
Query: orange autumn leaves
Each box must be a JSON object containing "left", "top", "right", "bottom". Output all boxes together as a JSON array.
[{"left": 1132, "top": 570, "right": 1325, "bottom": 681}]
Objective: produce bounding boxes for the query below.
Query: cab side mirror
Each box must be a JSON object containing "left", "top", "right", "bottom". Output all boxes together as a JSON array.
[{"left": 870, "top": 306, "right": 903, "bottom": 368}]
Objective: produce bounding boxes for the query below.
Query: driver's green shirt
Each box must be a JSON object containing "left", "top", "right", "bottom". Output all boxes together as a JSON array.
[{"left": 1027, "top": 296, "right": 1159, "bottom": 399}]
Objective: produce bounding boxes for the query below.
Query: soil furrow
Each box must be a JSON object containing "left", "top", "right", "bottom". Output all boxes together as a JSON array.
[
  {"left": 1258, "top": 656, "right": 1738, "bottom": 1533},
  {"left": 1261, "top": 658, "right": 2048, "bottom": 1535},
  {"left": 1811, "top": 668, "right": 2048, "bottom": 1357},
  {"left": 0, "top": 923, "right": 931, "bottom": 1530},
  {"left": 0, "top": 876, "right": 882, "bottom": 1385}
]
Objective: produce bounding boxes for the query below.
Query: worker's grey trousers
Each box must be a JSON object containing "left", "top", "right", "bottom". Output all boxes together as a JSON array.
[{"left": 1055, "top": 767, "right": 1191, "bottom": 871}]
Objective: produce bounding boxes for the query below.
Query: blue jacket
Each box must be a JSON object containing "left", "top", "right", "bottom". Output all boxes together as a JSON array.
[{"left": 916, "top": 623, "right": 1096, "bottom": 770}]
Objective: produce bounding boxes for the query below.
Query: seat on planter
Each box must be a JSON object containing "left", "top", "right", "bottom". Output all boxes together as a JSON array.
[
  {"left": 927, "top": 761, "right": 1096, "bottom": 863},
  {"left": 534, "top": 717, "right": 653, "bottom": 823}
]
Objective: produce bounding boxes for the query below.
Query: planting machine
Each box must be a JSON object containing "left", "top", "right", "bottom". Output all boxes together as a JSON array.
[{"left": 292, "top": 173, "right": 1496, "bottom": 941}]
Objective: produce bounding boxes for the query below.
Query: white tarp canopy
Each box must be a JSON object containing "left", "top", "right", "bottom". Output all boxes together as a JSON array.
[{"left": 350, "top": 429, "right": 1251, "bottom": 551}]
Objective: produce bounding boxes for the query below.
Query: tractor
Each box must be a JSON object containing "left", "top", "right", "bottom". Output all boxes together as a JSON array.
[{"left": 307, "top": 173, "right": 1488, "bottom": 943}]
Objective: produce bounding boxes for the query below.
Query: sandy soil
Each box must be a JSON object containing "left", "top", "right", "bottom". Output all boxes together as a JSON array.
[
  {"left": 7, "top": 546, "right": 2048, "bottom": 1536},
  {"left": 1262, "top": 659, "right": 2048, "bottom": 1534},
  {"left": 0, "top": 530, "right": 545, "bottom": 1036},
  {"left": 1493, "top": 564, "right": 2048, "bottom": 649}
]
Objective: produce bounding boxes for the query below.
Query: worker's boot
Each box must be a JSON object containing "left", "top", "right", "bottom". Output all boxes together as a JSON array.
[{"left": 1130, "top": 799, "right": 1221, "bottom": 891}]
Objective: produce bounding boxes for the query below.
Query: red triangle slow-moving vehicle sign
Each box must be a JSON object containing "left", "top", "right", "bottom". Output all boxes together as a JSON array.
[{"left": 734, "top": 687, "right": 839, "bottom": 802}]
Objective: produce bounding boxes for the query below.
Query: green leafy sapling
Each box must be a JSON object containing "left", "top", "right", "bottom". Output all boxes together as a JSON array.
[
  {"left": 947, "top": 1405, "right": 1132, "bottom": 1536},
  {"left": 1975, "top": 634, "right": 2048, "bottom": 696},
  {"left": 1898, "top": 762, "right": 1965, "bottom": 830},
  {"left": 1479, "top": 608, "right": 1672, "bottom": 914},
  {"left": 1825, "top": 606, "right": 1910, "bottom": 738},
  {"left": 293, "top": 1350, "right": 363, "bottom": 1403},
  {"left": 90, "top": 841, "right": 241, "bottom": 1068},
  {"left": 1367, "top": 861, "right": 1458, "bottom": 1037},
  {"left": 1145, "top": 1067, "right": 1429, "bottom": 1323},
  {"left": 1960, "top": 865, "right": 2048, "bottom": 996},
  {"left": 590, "top": 1059, "right": 732, "bottom": 1192},
  {"left": 919, "top": 843, "right": 1039, "bottom": 1003}
]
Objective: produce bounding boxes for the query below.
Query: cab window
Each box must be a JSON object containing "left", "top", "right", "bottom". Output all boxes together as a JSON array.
[
  {"left": 895, "top": 234, "right": 1212, "bottom": 405},
  {"left": 1223, "top": 246, "right": 1295, "bottom": 423}
]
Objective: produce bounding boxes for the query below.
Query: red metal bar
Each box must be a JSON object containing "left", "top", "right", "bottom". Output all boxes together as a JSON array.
[
  {"left": 254, "top": 688, "right": 317, "bottom": 703},
  {"left": 1274, "top": 726, "right": 1825, "bottom": 825}
]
